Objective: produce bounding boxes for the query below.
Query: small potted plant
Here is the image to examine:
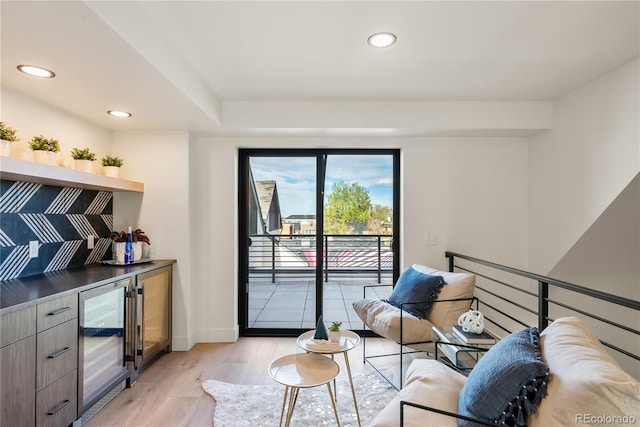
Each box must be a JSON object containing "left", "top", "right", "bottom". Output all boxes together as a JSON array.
[
  {"left": 29, "top": 135, "right": 60, "bottom": 165},
  {"left": 328, "top": 321, "right": 342, "bottom": 342},
  {"left": 102, "top": 155, "right": 124, "bottom": 178},
  {"left": 110, "top": 228, "right": 150, "bottom": 262},
  {"left": 71, "top": 147, "right": 96, "bottom": 173},
  {"left": 0, "top": 122, "right": 19, "bottom": 156}
]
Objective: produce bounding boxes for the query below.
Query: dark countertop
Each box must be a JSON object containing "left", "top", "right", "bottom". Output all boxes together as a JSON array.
[{"left": 0, "top": 259, "right": 176, "bottom": 314}]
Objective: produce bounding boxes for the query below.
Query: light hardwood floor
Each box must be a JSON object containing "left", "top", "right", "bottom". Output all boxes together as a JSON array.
[{"left": 83, "top": 336, "right": 401, "bottom": 427}]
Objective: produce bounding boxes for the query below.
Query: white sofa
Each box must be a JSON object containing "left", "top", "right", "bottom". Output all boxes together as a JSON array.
[{"left": 369, "top": 316, "right": 640, "bottom": 427}]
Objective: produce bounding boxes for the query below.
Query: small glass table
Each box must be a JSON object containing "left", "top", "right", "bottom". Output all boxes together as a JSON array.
[
  {"left": 431, "top": 325, "right": 496, "bottom": 372},
  {"left": 297, "top": 329, "right": 361, "bottom": 427},
  {"left": 269, "top": 353, "right": 341, "bottom": 427}
]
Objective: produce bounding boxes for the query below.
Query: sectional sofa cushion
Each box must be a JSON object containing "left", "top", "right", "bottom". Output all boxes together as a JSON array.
[
  {"left": 386, "top": 266, "right": 446, "bottom": 318},
  {"left": 528, "top": 316, "right": 640, "bottom": 426},
  {"left": 458, "top": 327, "right": 549, "bottom": 427},
  {"left": 369, "top": 359, "right": 466, "bottom": 427}
]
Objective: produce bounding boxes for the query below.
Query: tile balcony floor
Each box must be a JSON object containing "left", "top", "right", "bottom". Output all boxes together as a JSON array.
[{"left": 248, "top": 276, "right": 393, "bottom": 330}]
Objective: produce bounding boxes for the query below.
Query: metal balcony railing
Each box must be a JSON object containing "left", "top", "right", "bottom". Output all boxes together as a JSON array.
[{"left": 248, "top": 233, "right": 393, "bottom": 283}]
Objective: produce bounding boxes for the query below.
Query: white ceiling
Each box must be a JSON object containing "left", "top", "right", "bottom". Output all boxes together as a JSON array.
[{"left": 1, "top": 1, "right": 638, "bottom": 136}]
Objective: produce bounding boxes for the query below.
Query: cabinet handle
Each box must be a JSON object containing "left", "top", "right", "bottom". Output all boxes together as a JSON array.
[
  {"left": 47, "top": 306, "right": 71, "bottom": 316},
  {"left": 48, "top": 347, "right": 71, "bottom": 359},
  {"left": 47, "top": 399, "right": 70, "bottom": 415}
]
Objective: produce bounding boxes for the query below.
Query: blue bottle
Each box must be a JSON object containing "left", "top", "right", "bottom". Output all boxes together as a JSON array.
[{"left": 124, "top": 225, "right": 134, "bottom": 264}]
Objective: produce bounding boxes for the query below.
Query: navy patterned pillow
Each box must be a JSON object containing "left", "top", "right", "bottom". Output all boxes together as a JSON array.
[
  {"left": 458, "top": 327, "right": 549, "bottom": 427},
  {"left": 386, "top": 266, "right": 446, "bottom": 319}
]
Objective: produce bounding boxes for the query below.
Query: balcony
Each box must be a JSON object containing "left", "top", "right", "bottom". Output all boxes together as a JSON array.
[{"left": 247, "top": 234, "right": 394, "bottom": 330}]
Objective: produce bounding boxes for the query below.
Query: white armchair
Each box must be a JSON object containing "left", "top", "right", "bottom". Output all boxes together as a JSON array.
[{"left": 352, "top": 264, "right": 476, "bottom": 388}]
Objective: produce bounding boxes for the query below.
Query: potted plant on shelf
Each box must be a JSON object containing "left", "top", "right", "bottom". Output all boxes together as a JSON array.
[
  {"left": 71, "top": 147, "right": 96, "bottom": 173},
  {"left": 0, "top": 122, "right": 19, "bottom": 156},
  {"left": 102, "top": 155, "right": 124, "bottom": 178},
  {"left": 328, "top": 321, "right": 342, "bottom": 342},
  {"left": 29, "top": 135, "right": 60, "bottom": 165}
]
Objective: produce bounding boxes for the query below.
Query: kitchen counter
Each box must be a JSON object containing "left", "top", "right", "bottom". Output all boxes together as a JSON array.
[{"left": 0, "top": 259, "right": 176, "bottom": 313}]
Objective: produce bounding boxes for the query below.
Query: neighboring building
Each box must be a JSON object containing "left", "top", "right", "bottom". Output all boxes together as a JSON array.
[
  {"left": 248, "top": 177, "right": 282, "bottom": 235},
  {"left": 282, "top": 214, "right": 316, "bottom": 236}
]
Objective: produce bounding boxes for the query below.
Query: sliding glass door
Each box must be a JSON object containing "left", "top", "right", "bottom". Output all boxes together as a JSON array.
[{"left": 239, "top": 149, "right": 399, "bottom": 336}]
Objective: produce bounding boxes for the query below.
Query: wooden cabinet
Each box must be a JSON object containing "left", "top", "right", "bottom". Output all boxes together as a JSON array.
[
  {"left": 0, "top": 262, "right": 174, "bottom": 426},
  {"left": 0, "top": 306, "right": 37, "bottom": 427},
  {"left": 0, "top": 295, "right": 79, "bottom": 427},
  {"left": 35, "top": 295, "right": 78, "bottom": 427}
]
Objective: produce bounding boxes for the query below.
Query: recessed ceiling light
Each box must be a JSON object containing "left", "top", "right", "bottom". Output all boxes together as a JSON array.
[
  {"left": 17, "top": 64, "right": 55, "bottom": 78},
  {"left": 107, "top": 110, "right": 132, "bottom": 118},
  {"left": 367, "top": 32, "right": 397, "bottom": 48}
]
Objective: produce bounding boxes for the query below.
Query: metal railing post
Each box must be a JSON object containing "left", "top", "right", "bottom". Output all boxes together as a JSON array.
[
  {"left": 377, "top": 236, "right": 382, "bottom": 283},
  {"left": 538, "top": 281, "right": 549, "bottom": 331},
  {"left": 271, "top": 236, "right": 276, "bottom": 283},
  {"left": 324, "top": 235, "right": 328, "bottom": 282}
]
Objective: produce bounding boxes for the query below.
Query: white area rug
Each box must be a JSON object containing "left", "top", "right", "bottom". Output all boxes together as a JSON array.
[{"left": 202, "top": 369, "right": 396, "bottom": 426}]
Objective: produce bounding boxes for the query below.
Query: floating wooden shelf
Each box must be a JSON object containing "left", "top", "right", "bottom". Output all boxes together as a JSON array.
[{"left": 0, "top": 156, "right": 144, "bottom": 192}]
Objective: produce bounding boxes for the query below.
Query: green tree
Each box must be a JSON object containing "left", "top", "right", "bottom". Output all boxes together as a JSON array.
[{"left": 324, "top": 181, "right": 371, "bottom": 234}]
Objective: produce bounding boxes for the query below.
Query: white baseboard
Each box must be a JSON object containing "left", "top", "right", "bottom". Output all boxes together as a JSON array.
[
  {"left": 172, "top": 334, "right": 196, "bottom": 351},
  {"left": 197, "top": 325, "right": 240, "bottom": 343}
]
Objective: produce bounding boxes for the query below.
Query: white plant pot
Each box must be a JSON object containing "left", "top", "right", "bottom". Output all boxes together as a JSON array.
[
  {"left": 113, "top": 241, "right": 146, "bottom": 263},
  {"left": 112, "top": 242, "right": 126, "bottom": 263},
  {"left": 328, "top": 330, "right": 341, "bottom": 342},
  {"left": 134, "top": 241, "right": 145, "bottom": 261},
  {"left": 33, "top": 150, "right": 57, "bottom": 165},
  {"left": 103, "top": 166, "right": 121, "bottom": 178},
  {"left": 74, "top": 159, "right": 94, "bottom": 173},
  {"left": 0, "top": 139, "right": 11, "bottom": 156}
]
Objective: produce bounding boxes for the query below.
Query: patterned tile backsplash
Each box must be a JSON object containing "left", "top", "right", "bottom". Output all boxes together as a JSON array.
[{"left": 0, "top": 179, "right": 113, "bottom": 280}]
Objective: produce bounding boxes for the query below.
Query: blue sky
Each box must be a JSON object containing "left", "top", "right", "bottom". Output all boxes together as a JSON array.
[{"left": 250, "top": 155, "right": 393, "bottom": 218}]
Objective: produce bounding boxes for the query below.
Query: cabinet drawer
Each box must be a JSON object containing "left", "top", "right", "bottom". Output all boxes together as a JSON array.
[
  {"left": 36, "top": 370, "right": 77, "bottom": 427},
  {"left": 0, "top": 306, "right": 36, "bottom": 347},
  {"left": 37, "top": 318, "right": 78, "bottom": 391},
  {"left": 37, "top": 294, "right": 77, "bottom": 332}
]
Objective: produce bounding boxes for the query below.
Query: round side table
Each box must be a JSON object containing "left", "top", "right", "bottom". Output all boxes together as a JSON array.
[
  {"left": 297, "top": 329, "right": 362, "bottom": 426},
  {"left": 269, "top": 353, "right": 341, "bottom": 427}
]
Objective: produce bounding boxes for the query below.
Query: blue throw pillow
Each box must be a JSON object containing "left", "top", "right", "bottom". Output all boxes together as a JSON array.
[
  {"left": 458, "top": 327, "right": 549, "bottom": 427},
  {"left": 385, "top": 266, "right": 446, "bottom": 319}
]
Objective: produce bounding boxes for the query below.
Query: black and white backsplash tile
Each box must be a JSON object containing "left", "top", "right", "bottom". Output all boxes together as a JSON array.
[{"left": 0, "top": 179, "right": 113, "bottom": 281}]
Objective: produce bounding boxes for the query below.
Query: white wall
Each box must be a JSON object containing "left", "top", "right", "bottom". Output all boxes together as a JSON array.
[
  {"left": 190, "top": 136, "right": 529, "bottom": 342},
  {"left": 527, "top": 59, "right": 639, "bottom": 376},
  {"left": 1, "top": 85, "right": 112, "bottom": 168},
  {"left": 112, "top": 131, "right": 193, "bottom": 351},
  {"left": 528, "top": 59, "right": 640, "bottom": 275}
]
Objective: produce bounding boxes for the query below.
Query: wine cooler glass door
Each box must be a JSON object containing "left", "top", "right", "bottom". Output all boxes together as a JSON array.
[{"left": 78, "top": 279, "right": 131, "bottom": 415}]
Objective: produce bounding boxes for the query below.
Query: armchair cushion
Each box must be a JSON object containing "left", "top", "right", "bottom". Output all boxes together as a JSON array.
[
  {"left": 352, "top": 264, "right": 476, "bottom": 351},
  {"left": 414, "top": 265, "right": 476, "bottom": 325},
  {"left": 386, "top": 266, "right": 446, "bottom": 318},
  {"left": 352, "top": 298, "right": 435, "bottom": 348}
]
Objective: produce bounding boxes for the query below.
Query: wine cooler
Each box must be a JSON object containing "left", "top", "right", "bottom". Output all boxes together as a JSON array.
[
  {"left": 131, "top": 266, "right": 172, "bottom": 381},
  {"left": 78, "top": 265, "right": 172, "bottom": 417},
  {"left": 78, "top": 279, "right": 131, "bottom": 415}
]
